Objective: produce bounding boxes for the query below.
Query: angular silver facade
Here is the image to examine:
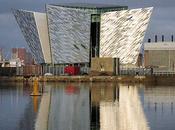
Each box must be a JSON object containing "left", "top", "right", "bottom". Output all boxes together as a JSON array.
[
  {"left": 100, "top": 7, "right": 153, "bottom": 65},
  {"left": 34, "top": 12, "right": 52, "bottom": 63},
  {"left": 13, "top": 10, "right": 45, "bottom": 64},
  {"left": 13, "top": 6, "right": 153, "bottom": 65},
  {"left": 46, "top": 5, "right": 91, "bottom": 64}
]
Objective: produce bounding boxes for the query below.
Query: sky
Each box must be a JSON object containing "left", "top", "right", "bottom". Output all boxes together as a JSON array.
[{"left": 0, "top": 0, "right": 175, "bottom": 58}]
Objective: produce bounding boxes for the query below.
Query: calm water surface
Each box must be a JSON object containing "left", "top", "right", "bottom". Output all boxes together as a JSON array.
[
  {"left": 48, "top": 82, "right": 175, "bottom": 130},
  {"left": 0, "top": 82, "right": 41, "bottom": 130},
  {"left": 0, "top": 82, "right": 175, "bottom": 130}
]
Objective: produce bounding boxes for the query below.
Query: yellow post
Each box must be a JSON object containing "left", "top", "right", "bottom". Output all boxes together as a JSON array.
[
  {"left": 33, "top": 96, "right": 38, "bottom": 112},
  {"left": 33, "top": 79, "right": 38, "bottom": 95},
  {"left": 30, "top": 77, "right": 41, "bottom": 96}
]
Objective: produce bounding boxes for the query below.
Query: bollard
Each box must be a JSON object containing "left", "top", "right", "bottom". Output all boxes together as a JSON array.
[
  {"left": 33, "top": 96, "right": 38, "bottom": 113},
  {"left": 30, "top": 78, "right": 41, "bottom": 96}
]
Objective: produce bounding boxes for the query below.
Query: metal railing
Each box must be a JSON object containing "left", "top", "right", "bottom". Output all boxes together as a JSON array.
[
  {"left": 42, "top": 65, "right": 89, "bottom": 76},
  {"left": 153, "top": 71, "right": 175, "bottom": 76},
  {"left": 119, "top": 67, "right": 153, "bottom": 76}
]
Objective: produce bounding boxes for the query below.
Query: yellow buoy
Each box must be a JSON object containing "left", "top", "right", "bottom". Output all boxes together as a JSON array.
[{"left": 30, "top": 78, "right": 41, "bottom": 96}]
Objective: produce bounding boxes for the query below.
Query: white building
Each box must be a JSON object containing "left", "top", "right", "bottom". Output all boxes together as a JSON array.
[{"left": 144, "top": 42, "right": 175, "bottom": 72}]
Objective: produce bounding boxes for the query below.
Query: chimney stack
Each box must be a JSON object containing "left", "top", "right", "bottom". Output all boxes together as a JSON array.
[
  {"left": 155, "top": 35, "right": 157, "bottom": 42},
  {"left": 148, "top": 38, "right": 151, "bottom": 43},
  {"left": 162, "top": 35, "right": 164, "bottom": 42}
]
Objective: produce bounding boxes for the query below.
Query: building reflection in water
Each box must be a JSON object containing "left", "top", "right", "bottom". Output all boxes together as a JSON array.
[
  {"left": 118, "top": 85, "right": 149, "bottom": 130},
  {"left": 33, "top": 96, "right": 39, "bottom": 113},
  {"left": 48, "top": 83, "right": 90, "bottom": 130},
  {"left": 90, "top": 83, "right": 116, "bottom": 130},
  {"left": 90, "top": 83, "right": 150, "bottom": 130},
  {"left": 0, "top": 82, "right": 40, "bottom": 130},
  {"left": 143, "top": 86, "right": 175, "bottom": 130},
  {"left": 48, "top": 82, "right": 149, "bottom": 130},
  {"left": 1, "top": 82, "right": 175, "bottom": 130}
]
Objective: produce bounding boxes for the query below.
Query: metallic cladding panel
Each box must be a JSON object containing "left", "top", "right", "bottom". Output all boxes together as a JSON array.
[
  {"left": 34, "top": 12, "right": 52, "bottom": 63},
  {"left": 46, "top": 5, "right": 91, "bottom": 64},
  {"left": 13, "top": 10, "right": 45, "bottom": 64},
  {"left": 100, "top": 7, "right": 153, "bottom": 65}
]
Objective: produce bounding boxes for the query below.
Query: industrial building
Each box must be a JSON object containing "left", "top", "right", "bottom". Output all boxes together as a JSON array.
[
  {"left": 144, "top": 42, "right": 175, "bottom": 73},
  {"left": 11, "top": 48, "right": 34, "bottom": 66},
  {"left": 12, "top": 48, "right": 26, "bottom": 65},
  {"left": 12, "top": 4, "right": 153, "bottom": 75}
]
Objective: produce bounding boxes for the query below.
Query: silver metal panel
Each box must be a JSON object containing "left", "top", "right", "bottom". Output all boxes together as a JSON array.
[
  {"left": 13, "top": 9, "right": 45, "bottom": 64},
  {"left": 100, "top": 8, "right": 153, "bottom": 65},
  {"left": 46, "top": 5, "right": 91, "bottom": 64},
  {"left": 34, "top": 12, "right": 52, "bottom": 63}
]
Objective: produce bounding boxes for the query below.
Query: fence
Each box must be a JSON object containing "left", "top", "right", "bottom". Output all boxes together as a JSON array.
[
  {"left": 16, "top": 65, "right": 42, "bottom": 76},
  {"left": 153, "top": 71, "right": 175, "bottom": 76},
  {"left": 0, "top": 66, "right": 159, "bottom": 76},
  {"left": 42, "top": 65, "right": 65, "bottom": 75},
  {"left": 119, "top": 67, "right": 153, "bottom": 76},
  {"left": 0, "top": 67, "right": 16, "bottom": 76},
  {"left": 42, "top": 65, "right": 89, "bottom": 76}
]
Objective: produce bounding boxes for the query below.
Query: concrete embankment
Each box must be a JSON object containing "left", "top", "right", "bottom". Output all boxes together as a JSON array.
[
  {"left": 39, "top": 75, "right": 156, "bottom": 83},
  {"left": 0, "top": 75, "right": 156, "bottom": 83},
  {"left": 2, "top": 75, "right": 175, "bottom": 84}
]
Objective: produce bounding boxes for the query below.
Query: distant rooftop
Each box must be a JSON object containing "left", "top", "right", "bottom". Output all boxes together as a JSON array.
[{"left": 49, "top": 3, "right": 128, "bottom": 9}]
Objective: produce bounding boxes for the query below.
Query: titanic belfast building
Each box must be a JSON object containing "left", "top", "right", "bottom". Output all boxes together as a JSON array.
[{"left": 13, "top": 4, "right": 153, "bottom": 66}]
